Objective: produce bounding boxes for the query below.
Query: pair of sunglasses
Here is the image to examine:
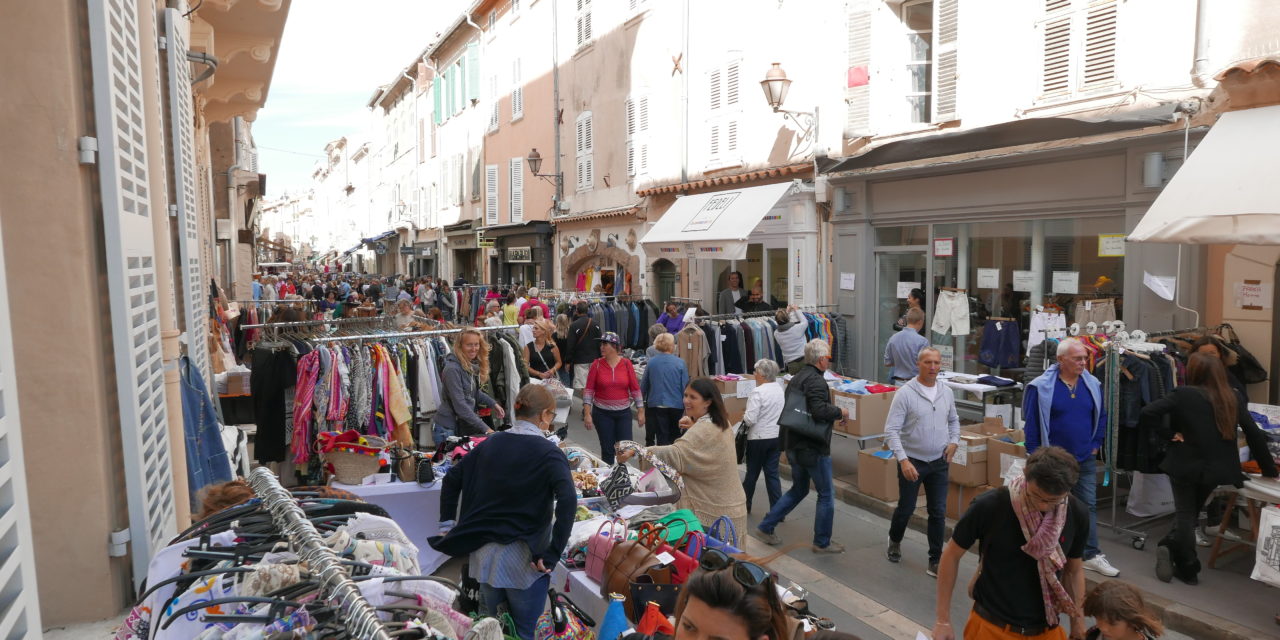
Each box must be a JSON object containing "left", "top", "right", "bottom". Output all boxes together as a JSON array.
[{"left": 698, "top": 548, "right": 771, "bottom": 589}]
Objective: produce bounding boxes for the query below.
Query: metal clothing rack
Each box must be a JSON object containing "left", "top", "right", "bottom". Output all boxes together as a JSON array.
[
  {"left": 246, "top": 468, "right": 392, "bottom": 640},
  {"left": 241, "top": 316, "right": 393, "bottom": 330},
  {"left": 311, "top": 324, "right": 520, "bottom": 344},
  {"left": 695, "top": 310, "right": 778, "bottom": 323}
]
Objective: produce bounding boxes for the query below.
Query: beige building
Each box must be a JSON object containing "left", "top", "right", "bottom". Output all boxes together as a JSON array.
[{"left": 0, "top": 0, "right": 289, "bottom": 628}]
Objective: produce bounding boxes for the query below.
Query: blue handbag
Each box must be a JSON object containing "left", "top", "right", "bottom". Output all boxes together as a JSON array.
[{"left": 705, "top": 516, "right": 741, "bottom": 554}]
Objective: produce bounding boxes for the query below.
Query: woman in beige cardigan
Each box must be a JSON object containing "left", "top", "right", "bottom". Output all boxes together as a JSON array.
[{"left": 618, "top": 377, "right": 748, "bottom": 537}]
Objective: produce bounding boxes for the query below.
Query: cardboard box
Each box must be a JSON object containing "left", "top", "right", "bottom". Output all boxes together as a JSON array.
[
  {"left": 975, "top": 416, "right": 1011, "bottom": 436},
  {"left": 858, "top": 449, "right": 899, "bottom": 502},
  {"left": 712, "top": 377, "right": 742, "bottom": 397},
  {"left": 722, "top": 396, "right": 748, "bottom": 425},
  {"left": 947, "top": 484, "right": 992, "bottom": 520},
  {"left": 949, "top": 431, "right": 989, "bottom": 487},
  {"left": 226, "top": 371, "right": 251, "bottom": 396},
  {"left": 830, "top": 388, "right": 897, "bottom": 436},
  {"left": 986, "top": 429, "right": 1026, "bottom": 487}
]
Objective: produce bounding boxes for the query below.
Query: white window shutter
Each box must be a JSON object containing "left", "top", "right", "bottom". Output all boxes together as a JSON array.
[
  {"left": 485, "top": 164, "right": 499, "bottom": 224},
  {"left": 709, "top": 69, "right": 722, "bottom": 111},
  {"left": 511, "top": 59, "right": 523, "bottom": 119},
  {"left": 1041, "top": 16, "right": 1071, "bottom": 95},
  {"left": 164, "top": 8, "right": 211, "bottom": 389},
  {"left": 626, "top": 140, "right": 636, "bottom": 177},
  {"left": 583, "top": 112, "right": 593, "bottom": 152},
  {"left": 845, "top": 5, "right": 873, "bottom": 133},
  {"left": 639, "top": 142, "right": 649, "bottom": 173},
  {"left": 87, "top": 0, "right": 177, "bottom": 589},
  {"left": 934, "top": 0, "right": 959, "bottom": 121},
  {"left": 638, "top": 96, "right": 650, "bottom": 133},
  {"left": 726, "top": 119, "right": 739, "bottom": 155},
  {"left": 1081, "top": 0, "right": 1118, "bottom": 89},
  {"left": 509, "top": 157, "right": 524, "bottom": 222},
  {"left": 725, "top": 61, "right": 739, "bottom": 107},
  {"left": 625, "top": 97, "right": 636, "bottom": 137},
  {"left": 709, "top": 122, "right": 721, "bottom": 160},
  {"left": 488, "top": 75, "right": 499, "bottom": 131}
]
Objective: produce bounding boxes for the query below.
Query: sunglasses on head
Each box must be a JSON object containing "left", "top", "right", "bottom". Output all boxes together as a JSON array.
[{"left": 698, "top": 548, "right": 771, "bottom": 589}]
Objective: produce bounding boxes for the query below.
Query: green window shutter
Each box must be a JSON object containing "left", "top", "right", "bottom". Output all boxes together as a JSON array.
[
  {"left": 467, "top": 41, "right": 481, "bottom": 104},
  {"left": 432, "top": 78, "right": 443, "bottom": 125}
]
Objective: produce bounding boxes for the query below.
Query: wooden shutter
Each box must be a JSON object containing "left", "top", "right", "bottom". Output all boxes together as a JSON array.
[
  {"left": 1041, "top": 16, "right": 1072, "bottom": 95},
  {"left": 725, "top": 61, "right": 739, "bottom": 108},
  {"left": 485, "top": 165, "right": 499, "bottom": 224},
  {"left": 432, "top": 77, "right": 443, "bottom": 125},
  {"left": 164, "top": 8, "right": 211, "bottom": 389},
  {"left": 637, "top": 96, "right": 650, "bottom": 173},
  {"left": 88, "top": 0, "right": 177, "bottom": 589},
  {"left": 511, "top": 58, "right": 523, "bottom": 119},
  {"left": 625, "top": 97, "right": 636, "bottom": 177},
  {"left": 709, "top": 69, "right": 721, "bottom": 111},
  {"left": 467, "top": 41, "right": 481, "bottom": 104},
  {"left": 934, "top": 0, "right": 959, "bottom": 121},
  {"left": 576, "top": 111, "right": 593, "bottom": 192},
  {"left": 576, "top": 0, "right": 592, "bottom": 47},
  {"left": 845, "top": 2, "right": 873, "bottom": 133},
  {"left": 1081, "top": 0, "right": 1118, "bottom": 89},
  {"left": 509, "top": 158, "right": 524, "bottom": 222}
]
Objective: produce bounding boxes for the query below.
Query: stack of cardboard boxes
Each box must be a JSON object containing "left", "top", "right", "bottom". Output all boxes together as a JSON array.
[
  {"left": 710, "top": 377, "right": 751, "bottom": 425},
  {"left": 830, "top": 386, "right": 897, "bottom": 437},
  {"left": 943, "top": 417, "right": 1029, "bottom": 519}
]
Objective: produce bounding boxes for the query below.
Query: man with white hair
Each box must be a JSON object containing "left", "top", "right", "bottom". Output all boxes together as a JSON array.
[
  {"left": 520, "top": 286, "right": 549, "bottom": 320},
  {"left": 1023, "top": 337, "right": 1117, "bottom": 577},
  {"left": 755, "top": 338, "right": 850, "bottom": 553}
]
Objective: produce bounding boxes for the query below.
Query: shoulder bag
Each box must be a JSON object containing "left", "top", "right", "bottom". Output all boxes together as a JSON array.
[
  {"left": 777, "top": 384, "right": 827, "bottom": 442},
  {"left": 534, "top": 588, "right": 595, "bottom": 640},
  {"left": 735, "top": 418, "right": 751, "bottom": 464},
  {"left": 585, "top": 518, "right": 626, "bottom": 584},
  {"left": 602, "top": 523, "right": 672, "bottom": 617},
  {"left": 706, "top": 515, "right": 741, "bottom": 554}
]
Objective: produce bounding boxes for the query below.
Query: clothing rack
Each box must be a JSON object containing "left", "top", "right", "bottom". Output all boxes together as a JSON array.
[
  {"left": 241, "top": 316, "right": 393, "bottom": 330},
  {"left": 695, "top": 310, "right": 778, "bottom": 323},
  {"left": 310, "top": 324, "right": 520, "bottom": 344},
  {"left": 246, "top": 467, "right": 392, "bottom": 640}
]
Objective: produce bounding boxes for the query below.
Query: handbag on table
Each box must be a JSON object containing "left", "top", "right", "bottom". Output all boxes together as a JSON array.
[
  {"left": 585, "top": 518, "right": 626, "bottom": 584},
  {"left": 705, "top": 515, "right": 741, "bottom": 554},
  {"left": 534, "top": 588, "right": 595, "bottom": 640},
  {"left": 655, "top": 508, "right": 704, "bottom": 543},
  {"left": 778, "top": 385, "right": 828, "bottom": 442},
  {"left": 629, "top": 574, "right": 682, "bottom": 621},
  {"left": 615, "top": 440, "right": 684, "bottom": 507},
  {"left": 600, "top": 461, "right": 636, "bottom": 509},
  {"left": 657, "top": 530, "right": 704, "bottom": 584},
  {"left": 602, "top": 522, "right": 672, "bottom": 620}
]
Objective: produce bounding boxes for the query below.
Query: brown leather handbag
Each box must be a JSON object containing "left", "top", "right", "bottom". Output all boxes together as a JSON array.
[{"left": 602, "top": 523, "right": 672, "bottom": 619}]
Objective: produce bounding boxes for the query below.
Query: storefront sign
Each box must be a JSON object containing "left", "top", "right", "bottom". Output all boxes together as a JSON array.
[
  {"left": 420, "top": 246, "right": 432, "bottom": 257},
  {"left": 1051, "top": 271, "right": 1078, "bottom": 294},
  {"left": 477, "top": 231, "right": 494, "bottom": 248},
  {"left": 506, "top": 247, "right": 532, "bottom": 263},
  {"left": 1234, "top": 280, "right": 1272, "bottom": 310},
  {"left": 1012, "top": 270, "right": 1036, "bottom": 292},
  {"left": 933, "top": 237, "right": 954, "bottom": 257},
  {"left": 840, "top": 273, "right": 856, "bottom": 290},
  {"left": 682, "top": 192, "right": 741, "bottom": 232},
  {"left": 934, "top": 344, "right": 955, "bottom": 371},
  {"left": 1098, "top": 234, "right": 1126, "bottom": 257},
  {"left": 398, "top": 246, "right": 416, "bottom": 255},
  {"left": 374, "top": 242, "right": 387, "bottom": 255},
  {"left": 976, "top": 268, "right": 1000, "bottom": 289},
  {"left": 896, "top": 281, "right": 920, "bottom": 299}
]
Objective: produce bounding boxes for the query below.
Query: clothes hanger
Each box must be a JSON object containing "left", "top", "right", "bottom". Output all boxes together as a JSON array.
[{"left": 161, "top": 596, "right": 303, "bottom": 630}]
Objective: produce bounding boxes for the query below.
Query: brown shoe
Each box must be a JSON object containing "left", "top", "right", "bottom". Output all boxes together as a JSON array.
[{"left": 812, "top": 542, "right": 845, "bottom": 554}]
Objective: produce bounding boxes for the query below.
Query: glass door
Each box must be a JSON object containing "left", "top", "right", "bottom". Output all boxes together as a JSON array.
[{"left": 876, "top": 251, "right": 928, "bottom": 380}]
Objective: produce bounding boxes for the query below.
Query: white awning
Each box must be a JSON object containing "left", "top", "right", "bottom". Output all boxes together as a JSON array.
[
  {"left": 639, "top": 182, "right": 796, "bottom": 260},
  {"left": 1128, "top": 104, "right": 1280, "bottom": 244}
]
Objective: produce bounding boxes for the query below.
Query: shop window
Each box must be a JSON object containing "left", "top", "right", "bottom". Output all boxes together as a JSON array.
[
  {"left": 876, "top": 225, "right": 929, "bottom": 247},
  {"left": 901, "top": 0, "right": 933, "bottom": 124}
]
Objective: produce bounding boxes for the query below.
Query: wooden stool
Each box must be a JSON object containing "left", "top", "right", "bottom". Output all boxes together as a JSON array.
[{"left": 1207, "top": 483, "right": 1274, "bottom": 568}]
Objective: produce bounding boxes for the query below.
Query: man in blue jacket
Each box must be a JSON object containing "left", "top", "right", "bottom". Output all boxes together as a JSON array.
[{"left": 1024, "top": 337, "right": 1118, "bottom": 577}]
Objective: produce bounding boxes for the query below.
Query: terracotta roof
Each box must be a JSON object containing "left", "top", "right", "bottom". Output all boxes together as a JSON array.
[
  {"left": 1214, "top": 57, "right": 1280, "bottom": 80},
  {"left": 635, "top": 163, "right": 811, "bottom": 197},
  {"left": 554, "top": 205, "right": 641, "bottom": 223},
  {"left": 1213, "top": 57, "right": 1280, "bottom": 112}
]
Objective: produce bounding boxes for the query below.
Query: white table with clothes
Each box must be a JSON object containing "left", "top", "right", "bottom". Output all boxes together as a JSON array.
[
  {"left": 937, "top": 371, "right": 1023, "bottom": 398},
  {"left": 331, "top": 479, "right": 448, "bottom": 574}
]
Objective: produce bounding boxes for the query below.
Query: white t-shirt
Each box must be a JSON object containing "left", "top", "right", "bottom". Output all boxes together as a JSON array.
[
  {"left": 518, "top": 324, "right": 535, "bottom": 348},
  {"left": 917, "top": 381, "right": 939, "bottom": 403}
]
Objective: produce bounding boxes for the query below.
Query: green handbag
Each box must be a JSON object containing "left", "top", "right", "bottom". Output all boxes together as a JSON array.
[{"left": 656, "top": 508, "right": 704, "bottom": 542}]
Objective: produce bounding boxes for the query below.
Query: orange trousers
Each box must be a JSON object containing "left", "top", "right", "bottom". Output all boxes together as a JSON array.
[{"left": 963, "top": 609, "right": 1067, "bottom": 640}]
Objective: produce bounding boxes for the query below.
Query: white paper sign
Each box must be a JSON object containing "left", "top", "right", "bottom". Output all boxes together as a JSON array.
[
  {"left": 1098, "top": 234, "right": 1126, "bottom": 257},
  {"left": 832, "top": 393, "right": 858, "bottom": 421},
  {"left": 1012, "top": 270, "right": 1037, "bottom": 292},
  {"left": 1051, "top": 271, "right": 1079, "bottom": 294},
  {"left": 736, "top": 379, "right": 756, "bottom": 398},
  {"left": 1235, "top": 281, "right": 1273, "bottom": 309},
  {"left": 1144, "top": 271, "right": 1177, "bottom": 301},
  {"left": 934, "top": 344, "right": 955, "bottom": 371},
  {"left": 976, "top": 268, "right": 1000, "bottom": 289},
  {"left": 840, "top": 272, "right": 856, "bottom": 290},
  {"left": 933, "top": 237, "right": 954, "bottom": 257},
  {"left": 896, "top": 281, "right": 921, "bottom": 299}
]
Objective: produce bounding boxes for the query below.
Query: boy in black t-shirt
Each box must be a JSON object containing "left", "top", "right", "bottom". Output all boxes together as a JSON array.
[{"left": 933, "top": 446, "right": 1090, "bottom": 640}]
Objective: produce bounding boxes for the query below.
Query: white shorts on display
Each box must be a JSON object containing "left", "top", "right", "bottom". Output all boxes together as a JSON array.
[
  {"left": 1027, "top": 311, "right": 1068, "bottom": 356},
  {"left": 931, "top": 290, "right": 971, "bottom": 336}
]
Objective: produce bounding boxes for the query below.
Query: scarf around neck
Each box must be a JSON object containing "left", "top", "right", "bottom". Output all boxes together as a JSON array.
[{"left": 1008, "top": 473, "right": 1077, "bottom": 623}]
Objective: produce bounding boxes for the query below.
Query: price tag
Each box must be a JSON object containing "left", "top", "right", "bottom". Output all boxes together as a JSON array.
[
  {"left": 656, "top": 551, "right": 676, "bottom": 565},
  {"left": 1085, "top": 301, "right": 1092, "bottom": 311}
]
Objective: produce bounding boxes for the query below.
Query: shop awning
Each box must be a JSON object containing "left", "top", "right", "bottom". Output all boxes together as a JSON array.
[
  {"left": 362, "top": 230, "right": 397, "bottom": 244},
  {"left": 342, "top": 244, "right": 362, "bottom": 256},
  {"left": 639, "top": 182, "right": 795, "bottom": 260},
  {"left": 1128, "top": 104, "right": 1280, "bottom": 245}
]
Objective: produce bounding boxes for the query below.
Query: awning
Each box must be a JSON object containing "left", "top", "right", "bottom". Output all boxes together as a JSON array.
[
  {"left": 342, "top": 244, "right": 362, "bottom": 255},
  {"left": 1128, "top": 104, "right": 1280, "bottom": 245},
  {"left": 639, "top": 182, "right": 795, "bottom": 260},
  {"left": 362, "top": 230, "right": 397, "bottom": 244}
]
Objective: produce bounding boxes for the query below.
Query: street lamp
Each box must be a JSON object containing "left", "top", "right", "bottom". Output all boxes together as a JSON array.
[
  {"left": 759, "top": 63, "right": 817, "bottom": 148},
  {"left": 526, "top": 148, "right": 565, "bottom": 211}
]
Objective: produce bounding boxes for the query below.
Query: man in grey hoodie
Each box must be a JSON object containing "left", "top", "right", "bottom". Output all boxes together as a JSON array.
[{"left": 883, "top": 347, "right": 959, "bottom": 577}]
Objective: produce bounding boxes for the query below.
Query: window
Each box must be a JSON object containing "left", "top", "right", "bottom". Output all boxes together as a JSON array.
[
  {"left": 706, "top": 58, "right": 741, "bottom": 166},
  {"left": 902, "top": 0, "right": 933, "bottom": 124},
  {"left": 509, "top": 157, "right": 524, "bottom": 222},
  {"left": 625, "top": 95, "right": 649, "bottom": 177},
  {"left": 511, "top": 58, "right": 524, "bottom": 121},
  {"left": 466, "top": 41, "right": 480, "bottom": 106},
  {"left": 575, "top": 111, "right": 593, "bottom": 192},
  {"left": 1040, "top": 0, "right": 1118, "bottom": 98},
  {"left": 576, "top": 0, "right": 592, "bottom": 48},
  {"left": 487, "top": 10, "right": 496, "bottom": 30},
  {"left": 485, "top": 164, "right": 499, "bottom": 224}
]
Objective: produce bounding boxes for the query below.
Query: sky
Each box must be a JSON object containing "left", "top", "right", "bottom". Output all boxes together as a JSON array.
[{"left": 254, "top": 0, "right": 468, "bottom": 197}]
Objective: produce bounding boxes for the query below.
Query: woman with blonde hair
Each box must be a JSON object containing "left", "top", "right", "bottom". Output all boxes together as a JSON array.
[
  {"left": 524, "top": 319, "right": 562, "bottom": 381},
  {"left": 433, "top": 328, "right": 505, "bottom": 444},
  {"left": 553, "top": 314, "right": 573, "bottom": 386}
]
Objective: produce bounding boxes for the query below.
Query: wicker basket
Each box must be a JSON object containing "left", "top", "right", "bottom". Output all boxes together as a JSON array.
[{"left": 324, "top": 435, "right": 388, "bottom": 484}]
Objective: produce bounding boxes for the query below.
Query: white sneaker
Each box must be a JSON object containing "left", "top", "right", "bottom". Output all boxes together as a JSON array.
[
  {"left": 1195, "top": 528, "right": 1211, "bottom": 547},
  {"left": 1083, "top": 554, "right": 1120, "bottom": 577}
]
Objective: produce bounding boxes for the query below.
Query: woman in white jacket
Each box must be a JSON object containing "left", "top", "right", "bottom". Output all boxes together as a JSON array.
[{"left": 741, "top": 359, "right": 785, "bottom": 514}]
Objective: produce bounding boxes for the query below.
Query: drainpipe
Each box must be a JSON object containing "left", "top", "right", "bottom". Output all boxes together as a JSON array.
[
  {"left": 1191, "top": 0, "right": 1211, "bottom": 87},
  {"left": 226, "top": 117, "right": 243, "bottom": 299},
  {"left": 140, "top": 3, "right": 191, "bottom": 528},
  {"left": 551, "top": 0, "right": 563, "bottom": 210},
  {"left": 681, "top": 0, "right": 690, "bottom": 183}
]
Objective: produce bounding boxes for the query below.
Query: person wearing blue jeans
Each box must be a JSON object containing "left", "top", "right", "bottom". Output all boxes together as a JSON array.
[
  {"left": 755, "top": 339, "right": 849, "bottom": 553},
  {"left": 883, "top": 347, "right": 960, "bottom": 575},
  {"left": 479, "top": 573, "right": 550, "bottom": 638},
  {"left": 583, "top": 332, "right": 644, "bottom": 464},
  {"left": 590, "top": 407, "right": 633, "bottom": 464},
  {"left": 1024, "top": 337, "right": 1118, "bottom": 577}
]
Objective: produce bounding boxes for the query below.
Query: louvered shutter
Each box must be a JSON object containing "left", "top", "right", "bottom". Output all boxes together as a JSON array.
[
  {"left": 709, "top": 69, "right": 722, "bottom": 111},
  {"left": 576, "top": 112, "right": 593, "bottom": 192},
  {"left": 726, "top": 120, "right": 738, "bottom": 155},
  {"left": 934, "top": 0, "right": 959, "bottom": 121},
  {"left": 511, "top": 59, "right": 523, "bottom": 119},
  {"left": 0, "top": 222, "right": 42, "bottom": 637},
  {"left": 88, "top": 0, "right": 177, "bottom": 589},
  {"left": 164, "top": 8, "right": 210, "bottom": 390},
  {"left": 725, "top": 61, "right": 739, "bottom": 107},
  {"left": 1041, "top": 16, "right": 1071, "bottom": 95},
  {"left": 488, "top": 75, "right": 499, "bottom": 131},
  {"left": 1081, "top": 0, "right": 1118, "bottom": 89},
  {"left": 709, "top": 123, "right": 721, "bottom": 161},
  {"left": 467, "top": 41, "right": 481, "bottom": 104},
  {"left": 845, "top": 3, "right": 872, "bottom": 134},
  {"left": 577, "top": 0, "right": 592, "bottom": 47},
  {"left": 433, "top": 77, "right": 443, "bottom": 125},
  {"left": 486, "top": 165, "right": 499, "bottom": 224},
  {"left": 509, "top": 158, "right": 524, "bottom": 222},
  {"left": 625, "top": 98, "right": 636, "bottom": 176}
]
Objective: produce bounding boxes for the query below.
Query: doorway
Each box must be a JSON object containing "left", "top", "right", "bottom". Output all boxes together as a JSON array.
[
  {"left": 653, "top": 259, "right": 677, "bottom": 305},
  {"left": 876, "top": 251, "right": 928, "bottom": 376}
]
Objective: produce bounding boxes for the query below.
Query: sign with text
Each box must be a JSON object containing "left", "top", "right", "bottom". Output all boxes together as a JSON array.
[
  {"left": 896, "top": 281, "right": 921, "bottom": 299},
  {"left": 933, "top": 237, "right": 955, "bottom": 257},
  {"left": 1051, "top": 271, "right": 1079, "bottom": 294},
  {"left": 934, "top": 344, "right": 955, "bottom": 371},
  {"left": 682, "top": 192, "right": 741, "bottom": 232},
  {"left": 476, "top": 231, "right": 494, "bottom": 248},
  {"left": 840, "top": 272, "right": 856, "bottom": 291},
  {"left": 1235, "top": 280, "right": 1273, "bottom": 310},
  {"left": 1012, "top": 270, "right": 1036, "bottom": 292},
  {"left": 506, "top": 246, "right": 532, "bottom": 263},
  {"left": 976, "top": 268, "right": 999, "bottom": 289},
  {"left": 1098, "top": 234, "right": 1126, "bottom": 257}
]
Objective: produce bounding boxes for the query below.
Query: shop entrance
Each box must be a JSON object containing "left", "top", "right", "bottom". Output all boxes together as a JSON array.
[
  {"left": 876, "top": 250, "right": 927, "bottom": 374},
  {"left": 653, "top": 259, "right": 677, "bottom": 305}
]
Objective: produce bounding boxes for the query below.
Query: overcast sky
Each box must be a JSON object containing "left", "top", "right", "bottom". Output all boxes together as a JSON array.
[{"left": 254, "top": 0, "right": 467, "bottom": 197}]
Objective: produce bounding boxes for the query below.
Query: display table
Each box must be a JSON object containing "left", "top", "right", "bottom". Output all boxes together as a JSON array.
[
  {"left": 331, "top": 479, "right": 448, "bottom": 574},
  {"left": 938, "top": 371, "right": 1022, "bottom": 398},
  {"left": 550, "top": 565, "right": 610, "bottom": 627},
  {"left": 1208, "top": 475, "right": 1280, "bottom": 569}
]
